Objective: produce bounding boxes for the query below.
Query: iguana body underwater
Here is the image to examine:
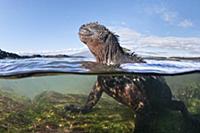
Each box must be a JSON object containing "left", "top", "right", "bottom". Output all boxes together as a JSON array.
[{"left": 65, "top": 22, "right": 199, "bottom": 132}]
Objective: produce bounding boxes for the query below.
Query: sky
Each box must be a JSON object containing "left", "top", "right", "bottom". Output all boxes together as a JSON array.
[{"left": 0, "top": 0, "right": 200, "bottom": 56}]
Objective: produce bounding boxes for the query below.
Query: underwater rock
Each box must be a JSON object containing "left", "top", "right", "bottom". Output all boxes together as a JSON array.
[
  {"left": 0, "top": 89, "right": 31, "bottom": 132},
  {"left": 31, "top": 91, "right": 134, "bottom": 133},
  {"left": 0, "top": 89, "right": 30, "bottom": 113},
  {"left": 0, "top": 90, "right": 199, "bottom": 133}
]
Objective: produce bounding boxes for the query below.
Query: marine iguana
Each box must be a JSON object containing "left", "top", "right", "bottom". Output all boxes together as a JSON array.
[{"left": 65, "top": 22, "right": 199, "bottom": 132}]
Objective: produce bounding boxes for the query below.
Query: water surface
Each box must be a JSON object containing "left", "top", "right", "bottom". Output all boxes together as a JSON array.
[{"left": 0, "top": 55, "right": 200, "bottom": 78}]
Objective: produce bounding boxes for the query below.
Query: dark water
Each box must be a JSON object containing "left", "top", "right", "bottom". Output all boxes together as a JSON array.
[{"left": 0, "top": 56, "right": 200, "bottom": 133}]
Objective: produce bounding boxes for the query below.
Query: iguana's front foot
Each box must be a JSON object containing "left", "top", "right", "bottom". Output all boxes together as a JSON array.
[
  {"left": 64, "top": 104, "right": 91, "bottom": 114},
  {"left": 65, "top": 82, "right": 103, "bottom": 114}
]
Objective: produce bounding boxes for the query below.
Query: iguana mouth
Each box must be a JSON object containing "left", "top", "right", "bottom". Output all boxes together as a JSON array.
[{"left": 79, "top": 27, "right": 93, "bottom": 36}]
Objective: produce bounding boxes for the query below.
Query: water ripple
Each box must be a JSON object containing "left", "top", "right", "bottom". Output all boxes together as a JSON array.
[{"left": 0, "top": 57, "right": 200, "bottom": 78}]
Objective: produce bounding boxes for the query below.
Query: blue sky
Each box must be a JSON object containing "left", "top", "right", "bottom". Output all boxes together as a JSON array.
[{"left": 0, "top": 0, "right": 200, "bottom": 55}]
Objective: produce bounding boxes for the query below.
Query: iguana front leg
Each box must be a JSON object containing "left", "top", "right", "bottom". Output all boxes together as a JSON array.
[{"left": 65, "top": 81, "right": 103, "bottom": 113}]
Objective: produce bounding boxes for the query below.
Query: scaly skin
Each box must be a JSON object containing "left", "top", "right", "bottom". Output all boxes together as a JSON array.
[{"left": 65, "top": 22, "right": 199, "bottom": 132}]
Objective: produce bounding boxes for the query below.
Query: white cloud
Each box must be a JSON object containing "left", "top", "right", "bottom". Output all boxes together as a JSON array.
[
  {"left": 109, "top": 26, "right": 141, "bottom": 43},
  {"left": 178, "top": 19, "right": 193, "bottom": 28},
  {"left": 162, "top": 11, "right": 177, "bottom": 23},
  {"left": 150, "top": 6, "right": 177, "bottom": 24},
  {"left": 148, "top": 5, "right": 194, "bottom": 28},
  {"left": 110, "top": 26, "right": 200, "bottom": 57}
]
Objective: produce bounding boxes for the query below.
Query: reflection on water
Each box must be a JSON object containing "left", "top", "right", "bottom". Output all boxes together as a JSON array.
[
  {"left": 0, "top": 73, "right": 199, "bottom": 133},
  {"left": 0, "top": 57, "right": 200, "bottom": 77}
]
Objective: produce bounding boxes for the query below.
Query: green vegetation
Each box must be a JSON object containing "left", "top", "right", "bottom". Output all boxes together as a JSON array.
[
  {"left": 0, "top": 82, "right": 199, "bottom": 133},
  {"left": 0, "top": 90, "right": 134, "bottom": 133},
  {"left": 174, "top": 82, "right": 200, "bottom": 114}
]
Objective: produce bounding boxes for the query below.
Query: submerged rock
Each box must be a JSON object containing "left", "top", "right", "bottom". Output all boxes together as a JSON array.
[
  {"left": 0, "top": 90, "right": 134, "bottom": 133},
  {"left": 0, "top": 90, "right": 199, "bottom": 133},
  {"left": 32, "top": 91, "right": 134, "bottom": 133},
  {"left": 0, "top": 89, "right": 31, "bottom": 132}
]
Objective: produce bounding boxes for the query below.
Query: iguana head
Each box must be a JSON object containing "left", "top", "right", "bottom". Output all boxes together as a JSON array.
[
  {"left": 79, "top": 22, "right": 110, "bottom": 44},
  {"left": 79, "top": 22, "right": 124, "bottom": 64}
]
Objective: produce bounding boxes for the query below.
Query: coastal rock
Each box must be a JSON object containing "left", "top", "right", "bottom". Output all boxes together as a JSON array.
[
  {"left": 0, "top": 49, "right": 77, "bottom": 59},
  {"left": 0, "top": 49, "right": 21, "bottom": 59}
]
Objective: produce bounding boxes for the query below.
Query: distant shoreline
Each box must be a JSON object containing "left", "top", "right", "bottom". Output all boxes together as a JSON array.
[{"left": 0, "top": 49, "right": 84, "bottom": 59}]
